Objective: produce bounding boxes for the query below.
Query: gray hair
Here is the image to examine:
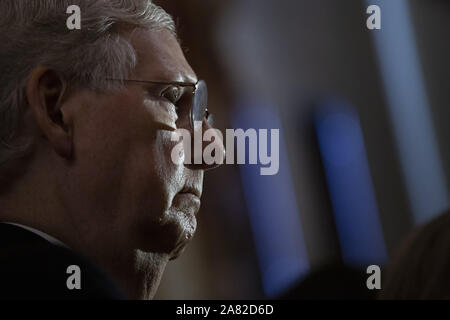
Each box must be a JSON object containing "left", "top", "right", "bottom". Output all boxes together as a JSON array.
[{"left": 0, "top": 0, "right": 176, "bottom": 184}]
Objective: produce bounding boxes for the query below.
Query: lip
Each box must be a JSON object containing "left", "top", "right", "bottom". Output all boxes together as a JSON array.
[
  {"left": 173, "top": 192, "right": 201, "bottom": 216},
  {"left": 179, "top": 186, "right": 201, "bottom": 198},
  {"left": 176, "top": 192, "right": 201, "bottom": 202}
]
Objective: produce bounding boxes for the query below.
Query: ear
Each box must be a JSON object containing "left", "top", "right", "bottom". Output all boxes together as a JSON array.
[{"left": 26, "top": 67, "right": 73, "bottom": 159}]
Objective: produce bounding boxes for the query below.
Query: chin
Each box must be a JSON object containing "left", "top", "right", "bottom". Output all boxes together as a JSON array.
[{"left": 136, "top": 209, "right": 197, "bottom": 257}]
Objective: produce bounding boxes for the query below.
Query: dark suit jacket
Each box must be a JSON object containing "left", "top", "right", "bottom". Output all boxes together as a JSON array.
[{"left": 0, "top": 223, "right": 126, "bottom": 300}]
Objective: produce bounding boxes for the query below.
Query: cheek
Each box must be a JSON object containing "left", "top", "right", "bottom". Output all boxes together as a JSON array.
[
  {"left": 68, "top": 90, "right": 188, "bottom": 249},
  {"left": 61, "top": 104, "right": 140, "bottom": 242},
  {"left": 138, "top": 112, "right": 190, "bottom": 207},
  {"left": 67, "top": 93, "right": 152, "bottom": 212},
  {"left": 132, "top": 130, "right": 184, "bottom": 215},
  {"left": 143, "top": 97, "right": 178, "bottom": 130}
]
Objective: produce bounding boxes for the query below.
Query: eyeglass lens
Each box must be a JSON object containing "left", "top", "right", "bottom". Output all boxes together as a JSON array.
[{"left": 190, "top": 80, "right": 209, "bottom": 129}]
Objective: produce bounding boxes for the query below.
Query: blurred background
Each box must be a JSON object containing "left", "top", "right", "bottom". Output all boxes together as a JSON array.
[{"left": 153, "top": 0, "right": 450, "bottom": 299}]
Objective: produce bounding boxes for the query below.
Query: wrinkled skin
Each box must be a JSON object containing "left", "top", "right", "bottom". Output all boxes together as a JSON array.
[{"left": 0, "top": 29, "right": 224, "bottom": 299}]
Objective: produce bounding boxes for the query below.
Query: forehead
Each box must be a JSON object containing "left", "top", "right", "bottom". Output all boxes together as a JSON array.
[{"left": 128, "top": 28, "right": 197, "bottom": 84}]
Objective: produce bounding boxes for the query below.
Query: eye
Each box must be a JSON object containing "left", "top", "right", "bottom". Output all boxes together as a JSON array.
[{"left": 161, "top": 86, "right": 182, "bottom": 105}]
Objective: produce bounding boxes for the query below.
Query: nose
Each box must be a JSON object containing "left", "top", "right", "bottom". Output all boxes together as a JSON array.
[{"left": 185, "top": 119, "right": 225, "bottom": 171}]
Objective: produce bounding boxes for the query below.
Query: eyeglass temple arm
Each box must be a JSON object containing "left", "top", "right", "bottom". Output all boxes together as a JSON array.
[{"left": 106, "top": 78, "right": 198, "bottom": 88}]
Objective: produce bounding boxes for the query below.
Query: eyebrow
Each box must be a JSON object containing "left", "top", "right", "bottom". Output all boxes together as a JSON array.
[{"left": 156, "top": 70, "right": 198, "bottom": 87}]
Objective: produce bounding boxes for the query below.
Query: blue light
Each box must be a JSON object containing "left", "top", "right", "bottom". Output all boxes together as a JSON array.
[
  {"left": 315, "top": 99, "right": 387, "bottom": 266},
  {"left": 232, "top": 102, "right": 309, "bottom": 298},
  {"left": 366, "top": 0, "right": 449, "bottom": 224}
]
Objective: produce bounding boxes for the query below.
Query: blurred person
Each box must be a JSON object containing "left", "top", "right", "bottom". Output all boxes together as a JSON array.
[
  {"left": 381, "top": 210, "right": 450, "bottom": 299},
  {"left": 0, "top": 0, "right": 224, "bottom": 299}
]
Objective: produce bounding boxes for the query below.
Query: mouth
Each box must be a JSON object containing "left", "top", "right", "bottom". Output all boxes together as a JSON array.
[{"left": 179, "top": 185, "right": 201, "bottom": 198}]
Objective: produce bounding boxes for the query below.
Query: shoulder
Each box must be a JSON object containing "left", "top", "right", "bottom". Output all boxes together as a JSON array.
[{"left": 0, "top": 223, "right": 126, "bottom": 300}]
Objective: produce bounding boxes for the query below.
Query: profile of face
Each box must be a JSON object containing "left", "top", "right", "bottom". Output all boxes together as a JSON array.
[{"left": 32, "top": 28, "right": 224, "bottom": 261}]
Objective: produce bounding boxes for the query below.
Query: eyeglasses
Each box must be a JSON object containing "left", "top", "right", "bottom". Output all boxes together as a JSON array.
[{"left": 108, "top": 79, "right": 211, "bottom": 130}]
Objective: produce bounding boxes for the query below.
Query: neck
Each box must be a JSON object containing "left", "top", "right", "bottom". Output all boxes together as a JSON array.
[
  {"left": 68, "top": 228, "right": 170, "bottom": 299},
  {"left": 0, "top": 160, "right": 68, "bottom": 243},
  {"left": 72, "top": 241, "right": 169, "bottom": 299}
]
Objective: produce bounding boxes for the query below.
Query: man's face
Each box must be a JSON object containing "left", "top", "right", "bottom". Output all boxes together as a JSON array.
[{"left": 61, "top": 29, "right": 221, "bottom": 258}]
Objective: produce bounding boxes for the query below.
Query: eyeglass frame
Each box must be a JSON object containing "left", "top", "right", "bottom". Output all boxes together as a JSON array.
[{"left": 106, "top": 78, "right": 211, "bottom": 130}]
